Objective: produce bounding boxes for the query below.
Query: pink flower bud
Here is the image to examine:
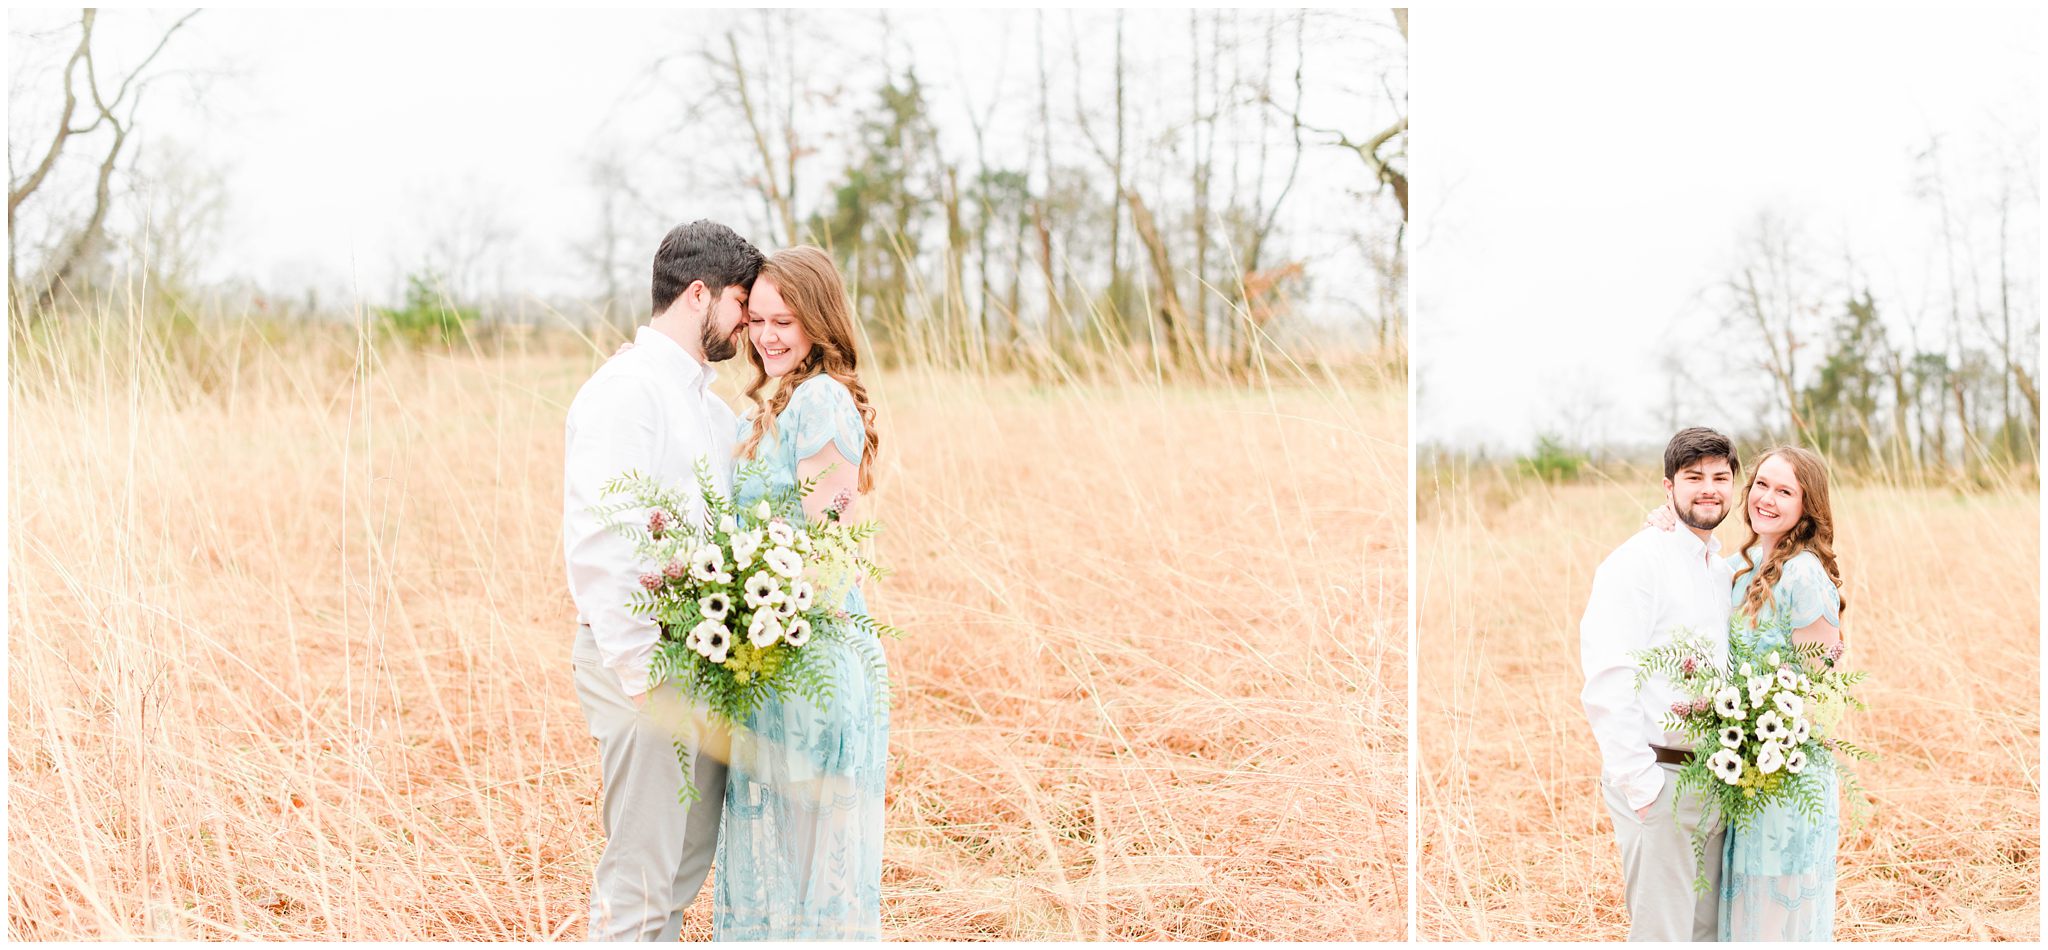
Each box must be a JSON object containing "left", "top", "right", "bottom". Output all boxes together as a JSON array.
[
  {"left": 638, "top": 572, "right": 662, "bottom": 591},
  {"left": 1670, "top": 701, "right": 1692, "bottom": 716},
  {"left": 1680, "top": 656, "right": 1699, "bottom": 674},
  {"left": 647, "top": 510, "right": 669, "bottom": 538},
  {"left": 826, "top": 489, "right": 854, "bottom": 522},
  {"left": 1692, "top": 698, "right": 1712, "bottom": 715},
  {"left": 663, "top": 559, "right": 687, "bottom": 580}
]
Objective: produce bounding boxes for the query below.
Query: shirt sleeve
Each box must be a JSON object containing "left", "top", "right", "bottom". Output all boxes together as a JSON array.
[
  {"left": 562, "top": 374, "right": 665, "bottom": 697},
  {"left": 1779, "top": 553, "right": 1841, "bottom": 630},
  {"left": 786, "top": 376, "right": 866, "bottom": 465},
  {"left": 1579, "top": 546, "right": 1665, "bottom": 810}
]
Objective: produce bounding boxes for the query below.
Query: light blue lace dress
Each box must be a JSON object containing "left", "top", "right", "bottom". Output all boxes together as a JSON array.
[
  {"left": 715, "top": 375, "right": 888, "bottom": 940},
  {"left": 1720, "top": 549, "right": 1841, "bottom": 942}
]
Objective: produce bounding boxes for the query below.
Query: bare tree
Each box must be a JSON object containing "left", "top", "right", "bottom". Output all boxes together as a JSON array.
[
  {"left": 703, "top": 13, "right": 809, "bottom": 247},
  {"left": 1229, "top": 11, "right": 1309, "bottom": 365},
  {"left": 949, "top": 22, "right": 1010, "bottom": 358},
  {"left": 9, "top": 8, "right": 199, "bottom": 318},
  {"left": 575, "top": 148, "right": 667, "bottom": 327},
  {"left": 1296, "top": 9, "right": 1407, "bottom": 220},
  {"left": 1033, "top": 11, "right": 1062, "bottom": 348},
  {"left": 1069, "top": 15, "right": 1196, "bottom": 366},
  {"left": 413, "top": 180, "right": 518, "bottom": 308},
  {"left": 123, "top": 136, "right": 226, "bottom": 295},
  {"left": 1724, "top": 212, "right": 1818, "bottom": 442}
]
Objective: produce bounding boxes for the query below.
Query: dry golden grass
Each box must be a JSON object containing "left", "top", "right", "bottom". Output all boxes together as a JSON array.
[
  {"left": 1416, "top": 466, "right": 2040, "bottom": 941},
  {"left": 7, "top": 311, "right": 1405, "bottom": 940}
]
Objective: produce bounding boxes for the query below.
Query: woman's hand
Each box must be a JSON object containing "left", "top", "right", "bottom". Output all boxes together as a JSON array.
[{"left": 1643, "top": 503, "right": 1679, "bottom": 532}]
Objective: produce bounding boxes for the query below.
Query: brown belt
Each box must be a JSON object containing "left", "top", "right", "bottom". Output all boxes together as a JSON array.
[{"left": 1651, "top": 744, "right": 1694, "bottom": 766}]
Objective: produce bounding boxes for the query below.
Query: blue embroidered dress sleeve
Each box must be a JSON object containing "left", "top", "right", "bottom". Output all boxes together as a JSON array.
[
  {"left": 1774, "top": 553, "right": 1841, "bottom": 631},
  {"left": 783, "top": 375, "right": 866, "bottom": 470}
]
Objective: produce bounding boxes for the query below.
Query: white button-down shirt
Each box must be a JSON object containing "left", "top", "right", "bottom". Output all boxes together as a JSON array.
[
  {"left": 1579, "top": 526, "right": 1732, "bottom": 810},
  {"left": 562, "top": 326, "right": 737, "bottom": 697}
]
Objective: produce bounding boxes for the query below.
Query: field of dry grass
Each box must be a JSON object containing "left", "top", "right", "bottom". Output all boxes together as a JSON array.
[
  {"left": 1417, "top": 466, "right": 2040, "bottom": 940},
  {"left": 7, "top": 312, "right": 1405, "bottom": 940}
]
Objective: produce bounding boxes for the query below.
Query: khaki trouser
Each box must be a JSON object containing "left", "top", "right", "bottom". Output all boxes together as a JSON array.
[
  {"left": 573, "top": 626, "right": 727, "bottom": 941},
  {"left": 1600, "top": 762, "right": 1725, "bottom": 942}
]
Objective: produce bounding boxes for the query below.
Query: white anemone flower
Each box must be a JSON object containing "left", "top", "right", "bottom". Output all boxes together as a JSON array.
[
  {"left": 1765, "top": 651, "right": 1782, "bottom": 668},
  {"left": 766, "top": 520, "right": 797, "bottom": 547},
  {"left": 688, "top": 619, "right": 729, "bottom": 658},
  {"left": 794, "top": 533, "right": 813, "bottom": 554},
  {"left": 1785, "top": 748, "right": 1808, "bottom": 775},
  {"left": 1756, "top": 710, "right": 1790, "bottom": 743},
  {"left": 1708, "top": 749, "right": 1744, "bottom": 785},
  {"left": 731, "top": 530, "right": 762, "bottom": 570},
  {"left": 782, "top": 616, "right": 812, "bottom": 647},
  {"left": 1719, "top": 725, "right": 1744, "bottom": 749},
  {"left": 744, "top": 572, "right": 779, "bottom": 609},
  {"left": 1714, "top": 686, "right": 1745, "bottom": 719},
  {"left": 697, "top": 620, "right": 732, "bottom": 661},
  {"left": 1776, "top": 667, "right": 1800, "bottom": 691},
  {"left": 1792, "top": 718, "right": 1811, "bottom": 745},
  {"left": 765, "top": 547, "right": 803, "bottom": 579},
  {"left": 1756, "top": 742, "right": 1787, "bottom": 775},
  {"left": 748, "top": 611, "right": 783, "bottom": 648},
  {"left": 1773, "top": 691, "right": 1804, "bottom": 720},
  {"left": 1747, "top": 675, "right": 1773, "bottom": 708},
  {"left": 791, "top": 580, "right": 815, "bottom": 612},
  {"left": 719, "top": 514, "right": 738, "bottom": 534},
  {"left": 699, "top": 592, "right": 732, "bottom": 622},
  {"left": 754, "top": 500, "right": 773, "bottom": 520},
  {"left": 689, "top": 545, "right": 726, "bottom": 582},
  {"left": 1739, "top": 662, "right": 1754, "bottom": 679}
]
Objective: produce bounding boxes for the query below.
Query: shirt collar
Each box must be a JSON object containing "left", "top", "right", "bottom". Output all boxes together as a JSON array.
[
  {"left": 1667, "top": 527, "right": 1722, "bottom": 562},
  {"left": 635, "top": 325, "right": 715, "bottom": 390}
]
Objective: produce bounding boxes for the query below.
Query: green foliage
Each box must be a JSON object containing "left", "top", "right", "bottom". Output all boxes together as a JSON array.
[
  {"left": 806, "top": 68, "right": 942, "bottom": 348},
  {"left": 376, "top": 272, "right": 475, "bottom": 347},
  {"left": 595, "top": 456, "right": 897, "bottom": 803},
  {"left": 1518, "top": 433, "right": 1588, "bottom": 483},
  {"left": 1633, "top": 621, "right": 1872, "bottom": 891},
  {"left": 1800, "top": 291, "right": 1888, "bottom": 464}
]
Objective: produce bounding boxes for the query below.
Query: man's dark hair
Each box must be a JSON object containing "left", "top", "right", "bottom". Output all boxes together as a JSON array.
[
  {"left": 650, "top": 220, "right": 765, "bottom": 316},
  {"left": 1663, "top": 426, "right": 1740, "bottom": 480}
]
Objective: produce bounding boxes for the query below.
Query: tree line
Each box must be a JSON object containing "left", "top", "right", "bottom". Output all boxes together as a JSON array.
[{"left": 8, "top": 8, "right": 1408, "bottom": 378}]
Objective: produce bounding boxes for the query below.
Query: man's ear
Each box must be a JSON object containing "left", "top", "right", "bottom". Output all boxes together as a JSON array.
[
  {"left": 686, "top": 279, "right": 709, "bottom": 309},
  {"left": 1661, "top": 477, "right": 1675, "bottom": 496}
]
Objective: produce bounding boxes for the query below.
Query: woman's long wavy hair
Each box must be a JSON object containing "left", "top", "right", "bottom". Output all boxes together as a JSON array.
[
  {"left": 736, "top": 245, "right": 880, "bottom": 493},
  {"left": 1733, "top": 445, "right": 1847, "bottom": 622}
]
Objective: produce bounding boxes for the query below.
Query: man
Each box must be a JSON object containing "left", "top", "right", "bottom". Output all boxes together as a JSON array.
[
  {"left": 563, "top": 220, "right": 763, "bottom": 941},
  {"left": 1580, "top": 427, "right": 1739, "bottom": 941}
]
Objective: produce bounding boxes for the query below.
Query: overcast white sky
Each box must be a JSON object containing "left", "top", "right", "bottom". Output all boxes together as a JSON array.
[
  {"left": 7, "top": 8, "right": 1398, "bottom": 323},
  {"left": 1413, "top": 6, "right": 2039, "bottom": 451}
]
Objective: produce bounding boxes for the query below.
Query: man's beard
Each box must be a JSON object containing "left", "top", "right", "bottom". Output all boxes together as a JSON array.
[
  {"left": 700, "top": 314, "right": 739, "bottom": 362},
  {"left": 1675, "top": 497, "right": 1728, "bottom": 531}
]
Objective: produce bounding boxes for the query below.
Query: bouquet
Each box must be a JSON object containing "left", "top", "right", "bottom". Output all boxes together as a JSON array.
[
  {"left": 593, "top": 458, "right": 898, "bottom": 796},
  {"left": 1633, "top": 619, "right": 1870, "bottom": 885}
]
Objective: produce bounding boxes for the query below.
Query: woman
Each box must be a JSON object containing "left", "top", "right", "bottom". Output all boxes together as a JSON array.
[
  {"left": 714, "top": 245, "right": 888, "bottom": 940},
  {"left": 1718, "top": 446, "right": 1845, "bottom": 941},
  {"left": 1648, "top": 444, "right": 1845, "bottom": 940}
]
